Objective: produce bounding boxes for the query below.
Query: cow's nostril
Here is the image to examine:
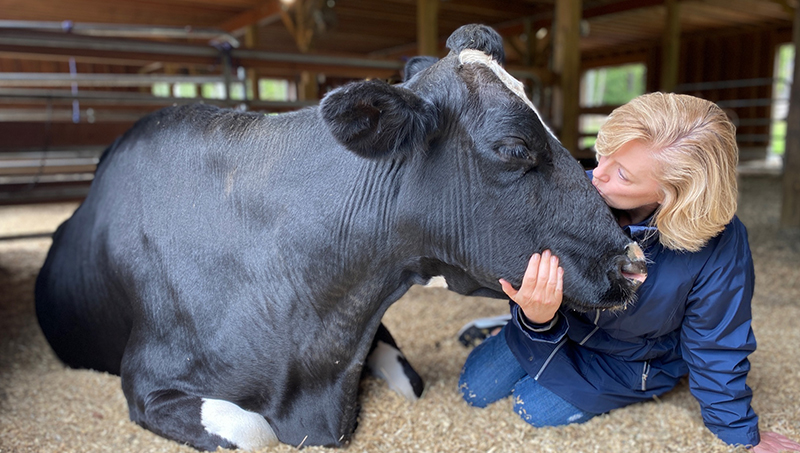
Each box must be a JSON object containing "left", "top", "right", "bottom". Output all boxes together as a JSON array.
[{"left": 624, "top": 275, "right": 645, "bottom": 292}]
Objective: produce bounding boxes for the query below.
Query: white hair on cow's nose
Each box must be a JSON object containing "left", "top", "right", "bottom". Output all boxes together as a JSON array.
[{"left": 458, "top": 49, "right": 555, "bottom": 138}]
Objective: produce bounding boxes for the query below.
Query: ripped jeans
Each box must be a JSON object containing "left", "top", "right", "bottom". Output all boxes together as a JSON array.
[{"left": 458, "top": 325, "right": 597, "bottom": 427}]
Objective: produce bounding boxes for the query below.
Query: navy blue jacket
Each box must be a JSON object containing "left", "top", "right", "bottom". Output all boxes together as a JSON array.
[{"left": 505, "top": 174, "right": 759, "bottom": 447}]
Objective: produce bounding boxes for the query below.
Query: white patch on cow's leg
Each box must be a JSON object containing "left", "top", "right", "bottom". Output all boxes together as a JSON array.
[
  {"left": 200, "top": 398, "right": 277, "bottom": 450},
  {"left": 367, "top": 341, "right": 422, "bottom": 402},
  {"left": 424, "top": 275, "right": 448, "bottom": 288}
]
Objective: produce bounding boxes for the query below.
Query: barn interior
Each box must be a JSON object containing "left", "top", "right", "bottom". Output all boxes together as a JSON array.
[
  {"left": 1, "top": 0, "right": 798, "bottom": 206},
  {"left": 1, "top": 1, "right": 800, "bottom": 452}
]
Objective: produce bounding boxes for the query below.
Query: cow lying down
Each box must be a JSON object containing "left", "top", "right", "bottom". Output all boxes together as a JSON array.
[{"left": 35, "top": 24, "right": 646, "bottom": 450}]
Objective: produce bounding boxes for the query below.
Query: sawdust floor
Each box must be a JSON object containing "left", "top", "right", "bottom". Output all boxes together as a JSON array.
[{"left": 0, "top": 175, "right": 798, "bottom": 453}]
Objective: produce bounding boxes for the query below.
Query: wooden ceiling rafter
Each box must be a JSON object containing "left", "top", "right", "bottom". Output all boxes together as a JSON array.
[
  {"left": 0, "top": 0, "right": 795, "bottom": 82},
  {"left": 280, "top": 0, "right": 327, "bottom": 53},
  {"left": 219, "top": 0, "right": 284, "bottom": 35}
]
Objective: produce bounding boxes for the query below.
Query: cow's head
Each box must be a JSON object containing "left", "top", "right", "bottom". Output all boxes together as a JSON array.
[{"left": 320, "top": 24, "right": 646, "bottom": 311}]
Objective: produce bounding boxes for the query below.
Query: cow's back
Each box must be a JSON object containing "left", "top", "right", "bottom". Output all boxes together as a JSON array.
[{"left": 34, "top": 104, "right": 334, "bottom": 375}]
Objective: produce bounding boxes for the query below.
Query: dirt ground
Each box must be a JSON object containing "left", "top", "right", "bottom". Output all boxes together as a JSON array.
[{"left": 0, "top": 175, "right": 798, "bottom": 453}]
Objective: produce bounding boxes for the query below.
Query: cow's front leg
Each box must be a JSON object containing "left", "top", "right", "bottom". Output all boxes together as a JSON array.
[
  {"left": 365, "top": 323, "right": 424, "bottom": 401},
  {"left": 136, "top": 389, "right": 277, "bottom": 451}
]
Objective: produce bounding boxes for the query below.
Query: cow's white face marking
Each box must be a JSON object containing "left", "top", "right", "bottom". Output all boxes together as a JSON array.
[
  {"left": 201, "top": 398, "right": 277, "bottom": 450},
  {"left": 458, "top": 49, "right": 555, "bottom": 139}
]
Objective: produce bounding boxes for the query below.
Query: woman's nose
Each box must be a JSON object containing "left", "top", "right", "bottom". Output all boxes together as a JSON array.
[{"left": 594, "top": 161, "right": 610, "bottom": 182}]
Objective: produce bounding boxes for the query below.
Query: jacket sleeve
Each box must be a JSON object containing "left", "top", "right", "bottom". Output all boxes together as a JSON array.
[
  {"left": 509, "top": 301, "right": 568, "bottom": 344},
  {"left": 679, "top": 221, "right": 759, "bottom": 447}
]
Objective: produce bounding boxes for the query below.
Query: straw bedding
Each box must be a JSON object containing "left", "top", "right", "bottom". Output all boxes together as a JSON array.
[{"left": 0, "top": 174, "right": 797, "bottom": 453}]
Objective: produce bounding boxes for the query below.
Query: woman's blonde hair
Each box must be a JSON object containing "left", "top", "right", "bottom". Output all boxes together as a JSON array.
[{"left": 594, "top": 92, "right": 738, "bottom": 252}]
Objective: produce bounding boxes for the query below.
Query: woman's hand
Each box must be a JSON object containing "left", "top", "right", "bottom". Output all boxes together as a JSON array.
[
  {"left": 752, "top": 431, "right": 800, "bottom": 452},
  {"left": 499, "top": 250, "right": 563, "bottom": 325}
]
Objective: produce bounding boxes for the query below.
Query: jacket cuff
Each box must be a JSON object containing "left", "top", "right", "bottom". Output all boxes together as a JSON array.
[
  {"left": 709, "top": 422, "right": 760, "bottom": 449},
  {"left": 510, "top": 303, "right": 568, "bottom": 344},
  {"left": 518, "top": 310, "right": 560, "bottom": 332}
]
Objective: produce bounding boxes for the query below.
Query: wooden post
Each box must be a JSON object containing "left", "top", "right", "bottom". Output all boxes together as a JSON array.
[
  {"left": 417, "top": 0, "right": 439, "bottom": 56},
  {"left": 245, "top": 25, "right": 259, "bottom": 101},
  {"left": 523, "top": 18, "right": 533, "bottom": 67},
  {"left": 280, "top": 0, "right": 323, "bottom": 101},
  {"left": 297, "top": 71, "right": 318, "bottom": 101},
  {"left": 660, "top": 0, "right": 681, "bottom": 92},
  {"left": 552, "top": 0, "right": 582, "bottom": 156},
  {"left": 781, "top": 4, "right": 800, "bottom": 229}
]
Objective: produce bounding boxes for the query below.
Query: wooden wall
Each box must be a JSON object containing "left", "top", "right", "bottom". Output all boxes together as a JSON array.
[{"left": 583, "top": 25, "right": 794, "bottom": 161}]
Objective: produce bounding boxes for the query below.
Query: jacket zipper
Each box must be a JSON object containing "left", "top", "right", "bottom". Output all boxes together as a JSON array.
[
  {"left": 579, "top": 310, "right": 601, "bottom": 346},
  {"left": 641, "top": 360, "right": 651, "bottom": 391},
  {"left": 534, "top": 337, "right": 567, "bottom": 381},
  {"left": 535, "top": 310, "right": 600, "bottom": 381}
]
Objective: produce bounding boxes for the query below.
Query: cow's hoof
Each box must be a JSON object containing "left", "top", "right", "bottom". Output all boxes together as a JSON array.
[{"left": 200, "top": 398, "right": 278, "bottom": 450}]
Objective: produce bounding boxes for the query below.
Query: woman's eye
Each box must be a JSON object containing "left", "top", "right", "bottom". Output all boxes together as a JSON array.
[{"left": 617, "top": 169, "right": 628, "bottom": 181}]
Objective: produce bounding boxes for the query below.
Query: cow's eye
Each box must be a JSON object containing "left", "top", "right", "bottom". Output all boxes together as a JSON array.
[{"left": 496, "top": 143, "right": 537, "bottom": 167}]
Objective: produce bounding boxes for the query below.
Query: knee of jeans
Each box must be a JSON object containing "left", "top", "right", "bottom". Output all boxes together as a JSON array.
[
  {"left": 512, "top": 394, "right": 592, "bottom": 427},
  {"left": 512, "top": 394, "right": 539, "bottom": 426},
  {"left": 458, "top": 371, "right": 489, "bottom": 408}
]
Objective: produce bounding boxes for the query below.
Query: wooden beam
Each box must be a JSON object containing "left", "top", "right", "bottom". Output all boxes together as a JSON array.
[
  {"left": 297, "top": 71, "right": 318, "bottom": 101},
  {"left": 219, "top": 0, "right": 283, "bottom": 35},
  {"left": 582, "top": 0, "right": 665, "bottom": 19},
  {"left": 523, "top": 18, "right": 534, "bottom": 67},
  {"left": 280, "top": 1, "right": 326, "bottom": 100},
  {"left": 245, "top": 25, "right": 259, "bottom": 101},
  {"left": 781, "top": 3, "right": 800, "bottom": 228},
  {"left": 660, "top": 0, "right": 681, "bottom": 92},
  {"left": 281, "top": 0, "right": 325, "bottom": 53},
  {"left": 496, "top": 0, "right": 665, "bottom": 37},
  {"left": 0, "top": 47, "right": 399, "bottom": 80},
  {"left": 767, "top": 0, "right": 796, "bottom": 16},
  {"left": 417, "top": 0, "right": 439, "bottom": 56},
  {"left": 553, "top": 0, "right": 582, "bottom": 156}
]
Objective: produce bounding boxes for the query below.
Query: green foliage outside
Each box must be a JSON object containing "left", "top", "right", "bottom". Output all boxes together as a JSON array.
[
  {"left": 771, "top": 43, "right": 794, "bottom": 156},
  {"left": 772, "top": 120, "right": 787, "bottom": 155},
  {"left": 151, "top": 82, "right": 170, "bottom": 97},
  {"left": 580, "top": 63, "right": 646, "bottom": 149},
  {"left": 201, "top": 83, "right": 226, "bottom": 100},
  {"left": 174, "top": 83, "right": 197, "bottom": 98},
  {"left": 583, "top": 63, "right": 646, "bottom": 107},
  {"left": 259, "top": 79, "right": 290, "bottom": 101},
  {"left": 152, "top": 78, "right": 291, "bottom": 102}
]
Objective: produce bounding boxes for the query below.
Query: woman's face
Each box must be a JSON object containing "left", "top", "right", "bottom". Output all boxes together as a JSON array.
[{"left": 592, "top": 140, "right": 664, "bottom": 212}]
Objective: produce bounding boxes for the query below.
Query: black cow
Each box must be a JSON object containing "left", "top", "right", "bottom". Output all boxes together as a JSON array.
[{"left": 35, "top": 24, "right": 646, "bottom": 450}]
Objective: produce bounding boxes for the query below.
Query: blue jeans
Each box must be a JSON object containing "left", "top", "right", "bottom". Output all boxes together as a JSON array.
[{"left": 458, "top": 326, "right": 597, "bottom": 427}]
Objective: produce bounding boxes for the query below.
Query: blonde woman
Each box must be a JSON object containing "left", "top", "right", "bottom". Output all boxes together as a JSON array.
[{"left": 458, "top": 93, "right": 800, "bottom": 452}]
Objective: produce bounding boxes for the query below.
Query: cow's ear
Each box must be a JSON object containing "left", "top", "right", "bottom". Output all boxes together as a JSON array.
[
  {"left": 403, "top": 56, "right": 438, "bottom": 82},
  {"left": 320, "top": 79, "right": 437, "bottom": 159}
]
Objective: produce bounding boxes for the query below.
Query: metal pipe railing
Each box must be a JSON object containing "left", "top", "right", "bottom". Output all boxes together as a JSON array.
[
  {"left": 0, "top": 73, "right": 227, "bottom": 87},
  {"left": 0, "top": 20, "right": 240, "bottom": 47},
  {"left": 0, "top": 29, "right": 406, "bottom": 71},
  {"left": 0, "top": 87, "right": 318, "bottom": 110}
]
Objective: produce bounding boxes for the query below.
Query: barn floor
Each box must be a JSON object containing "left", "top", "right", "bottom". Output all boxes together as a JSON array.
[{"left": 1, "top": 175, "right": 798, "bottom": 453}]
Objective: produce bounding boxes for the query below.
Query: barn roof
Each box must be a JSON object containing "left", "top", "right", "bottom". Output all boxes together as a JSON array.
[{"left": 0, "top": 0, "right": 793, "bottom": 76}]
